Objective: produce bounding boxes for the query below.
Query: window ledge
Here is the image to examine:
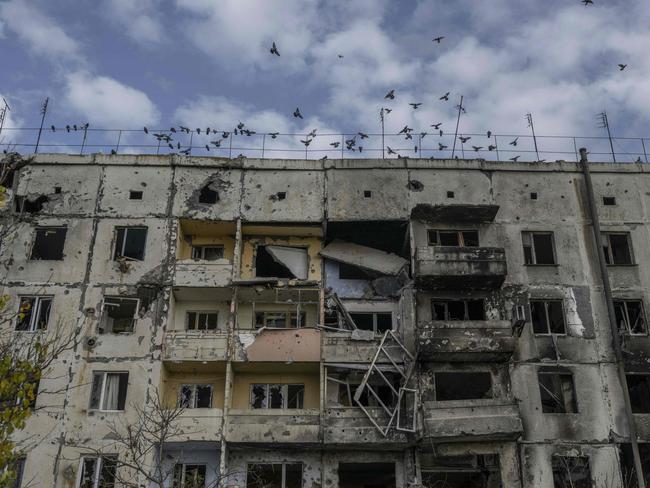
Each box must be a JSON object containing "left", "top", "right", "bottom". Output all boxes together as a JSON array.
[{"left": 524, "top": 263, "right": 559, "bottom": 267}]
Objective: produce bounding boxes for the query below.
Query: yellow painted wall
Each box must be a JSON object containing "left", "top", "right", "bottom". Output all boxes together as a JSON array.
[
  {"left": 231, "top": 372, "right": 320, "bottom": 409},
  {"left": 162, "top": 372, "right": 226, "bottom": 409},
  {"left": 240, "top": 235, "right": 322, "bottom": 280},
  {"left": 172, "top": 300, "right": 232, "bottom": 331},
  {"left": 236, "top": 302, "right": 319, "bottom": 329},
  {"left": 177, "top": 235, "right": 235, "bottom": 261}
]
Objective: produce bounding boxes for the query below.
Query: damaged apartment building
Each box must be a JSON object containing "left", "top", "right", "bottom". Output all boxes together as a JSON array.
[{"left": 3, "top": 152, "right": 650, "bottom": 487}]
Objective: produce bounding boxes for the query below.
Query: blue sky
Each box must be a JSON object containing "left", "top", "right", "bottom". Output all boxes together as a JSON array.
[{"left": 1, "top": 0, "right": 649, "bottom": 160}]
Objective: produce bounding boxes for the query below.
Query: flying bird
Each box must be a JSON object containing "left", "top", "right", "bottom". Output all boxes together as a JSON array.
[
  {"left": 431, "top": 123, "right": 442, "bottom": 129},
  {"left": 270, "top": 42, "right": 280, "bottom": 56},
  {"left": 237, "top": 122, "right": 245, "bottom": 130},
  {"left": 432, "top": 36, "right": 445, "bottom": 43},
  {"left": 459, "top": 136, "right": 471, "bottom": 143},
  {"left": 308, "top": 129, "right": 317, "bottom": 138},
  {"left": 472, "top": 146, "right": 483, "bottom": 152},
  {"left": 383, "top": 108, "right": 392, "bottom": 114},
  {"left": 399, "top": 125, "right": 413, "bottom": 134},
  {"left": 330, "top": 141, "right": 340, "bottom": 148},
  {"left": 385, "top": 90, "right": 395, "bottom": 99},
  {"left": 420, "top": 132, "right": 427, "bottom": 139},
  {"left": 404, "top": 133, "right": 413, "bottom": 140},
  {"left": 510, "top": 155, "right": 521, "bottom": 162},
  {"left": 618, "top": 64, "right": 627, "bottom": 71},
  {"left": 211, "top": 140, "right": 222, "bottom": 147},
  {"left": 358, "top": 132, "right": 369, "bottom": 139},
  {"left": 439, "top": 92, "right": 450, "bottom": 101},
  {"left": 338, "top": 54, "right": 344, "bottom": 59},
  {"left": 488, "top": 145, "right": 497, "bottom": 151},
  {"left": 300, "top": 139, "right": 312, "bottom": 147},
  {"left": 438, "top": 143, "right": 448, "bottom": 150},
  {"left": 582, "top": 0, "right": 593, "bottom": 5},
  {"left": 170, "top": 127, "right": 177, "bottom": 133},
  {"left": 509, "top": 137, "right": 519, "bottom": 146},
  {"left": 409, "top": 103, "right": 422, "bottom": 109},
  {"left": 387, "top": 146, "right": 396, "bottom": 155},
  {"left": 269, "top": 132, "right": 279, "bottom": 139},
  {"left": 293, "top": 108, "right": 303, "bottom": 119},
  {"left": 222, "top": 132, "right": 230, "bottom": 138}
]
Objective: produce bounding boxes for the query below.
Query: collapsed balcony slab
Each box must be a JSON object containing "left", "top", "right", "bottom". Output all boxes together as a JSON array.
[{"left": 320, "top": 241, "right": 408, "bottom": 276}]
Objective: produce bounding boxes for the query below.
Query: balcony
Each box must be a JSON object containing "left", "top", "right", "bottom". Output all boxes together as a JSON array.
[
  {"left": 418, "top": 320, "right": 516, "bottom": 361},
  {"left": 224, "top": 409, "right": 320, "bottom": 445},
  {"left": 162, "top": 332, "right": 228, "bottom": 363},
  {"left": 323, "top": 407, "right": 410, "bottom": 446},
  {"left": 421, "top": 400, "right": 523, "bottom": 442},
  {"left": 169, "top": 409, "right": 224, "bottom": 443},
  {"left": 414, "top": 246, "right": 507, "bottom": 289},
  {"left": 173, "top": 260, "right": 233, "bottom": 287},
  {"left": 322, "top": 331, "right": 384, "bottom": 364}
]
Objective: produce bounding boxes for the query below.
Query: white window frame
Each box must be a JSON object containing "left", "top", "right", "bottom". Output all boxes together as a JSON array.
[
  {"left": 246, "top": 463, "right": 303, "bottom": 488},
  {"left": 113, "top": 226, "right": 147, "bottom": 261},
  {"left": 76, "top": 455, "right": 117, "bottom": 488},
  {"left": 100, "top": 297, "right": 139, "bottom": 334},
  {"left": 89, "top": 372, "right": 128, "bottom": 412},
  {"left": 15, "top": 295, "right": 53, "bottom": 332},
  {"left": 530, "top": 299, "right": 566, "bottom": 336},
  {"left": 191, "top": 245, "right": 225, "bottom": 260},
  {"left": 249, "top": 383, "right": 305, "bottom": 409},
  {"left": 186, "top": 311, "right": 219, "bottom": 331},
  {"left": 614, "top": 299, "right": 647, "bottom": 336},
  {"left": 522, "top": 231, "right": 556, "bottom": 265},
  {"left": 178, "top": 384, "right": 213, "bottom": 408}
]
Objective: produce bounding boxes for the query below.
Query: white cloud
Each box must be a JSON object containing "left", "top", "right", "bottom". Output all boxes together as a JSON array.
[
  {"left": 65, "top": 72, "right": 160, "bottom": 127},
  {"left": 0, "top": 0, "right": 81, "bottom": 61},
  {"left": 103, "top": 0, "right": 163, "bottom": 45}
]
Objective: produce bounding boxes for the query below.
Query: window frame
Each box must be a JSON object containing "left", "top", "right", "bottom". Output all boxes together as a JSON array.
[
  {"left": 551, "top": 456, "right": 592, "bottom": 488},
  {"left": 88, "top": 371, "right": 129, "bottom": 412},
  {"left": 15, "top": 295, "right": 53, "bottom": 332},
  {"left": 173, "top": 463, "right": 207, "bottom": 488},
  {"left": 100, "top": 296, "right": 139, "bottom": 334},
  {"left": 186, "top": 311, "right": 219, "bottom": 331},
  {"left": 246, "top": 463, "right": 303, "bottom": 488},
  {"left": 76, "top": 455, "right": 118, "bottom": 488},
  {"left": 522, "top": 231, "right": 557, "bottom": 265},
  {"left": 427, "top": 229, "right": 480, "bottom": 247},
  {"left": 112, "top": 226, "right": 148, "bottom": 262},
  {"left": 431, "top": 299, "right": 485, "bottom": 321},
  {"left": 30, "top": 226, "right": 67, "bottom": 261},
  {"left": 191, "top": 245, "right": 225, "bottom": 261},
  {"left": 537, "top": 370, "right": 578, "bottom": 414},
  {"left": 249, "top": 383, "right": 305, "bottom": 409},
  {"left": 433, "top": 371, "right": 493, "bottom": 402},
  {"left": 614, "top": 299, "right": 647, "bottom": 336},
  {"left": 601, "top": 232, "right": 634, "bottom": 265},
  {"left": 530, "top": 299, "right": 567, "bottom": 336},
  {"left": 178, "top": 384, "right": 213, "bottom": 409},
  {"left": 348, "top": 311, "right": 393, "bottom": 334},
  {"left": 254, "top": 310, "right": 306, "bottom": 329}
]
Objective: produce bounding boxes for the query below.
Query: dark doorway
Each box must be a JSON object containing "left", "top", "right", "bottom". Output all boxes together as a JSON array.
[{"left": 339, "top": 462, "right": 395, "bottom": 488}]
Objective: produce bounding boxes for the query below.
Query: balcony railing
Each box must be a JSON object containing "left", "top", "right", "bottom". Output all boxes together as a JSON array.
[
  {"left": 323, "top": 407, "right": 410, "bottom": 445},
  {"left": 169, "top": 409, "right": 224, "bottom": 443},
  {"left": 162, "top": 331, "right": 229, "bottom": 363},
  {"left": 173, "top": 260, "right": 233, "bottom": 287},
  {"left": 225, "top": 409, "right": 320, "bottom": 444}
]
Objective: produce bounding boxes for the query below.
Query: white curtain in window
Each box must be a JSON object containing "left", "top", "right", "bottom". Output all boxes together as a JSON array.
[{"left": 104, "top": 374, "right": 120, "bottom": 410}]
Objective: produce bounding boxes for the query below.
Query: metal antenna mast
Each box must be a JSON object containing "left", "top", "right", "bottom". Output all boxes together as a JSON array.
[
  {"left": 450, "top": 95, "right": 464, "bottom": 158},
  {"left": 380, "top": 108, "right": 386, "bottom": 159},
  {"left": 526, "top": 113, "right": 540, "bottom": 161},
  {"left": 598, "top": 111, "right": 616, "bottom": 163},
  {"left": 0, "top": 98, "right": 10, "bottom": 138},
  {"left": 34, "top": 97, "right": 49, "bottom": 154}
]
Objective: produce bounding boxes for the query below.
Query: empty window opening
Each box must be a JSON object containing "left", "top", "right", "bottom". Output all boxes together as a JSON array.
[
  {"left": 422, "top": 455, "right": 501, "bottom": 488},
  {"left": 626, "top": 374, "right": 650, "bottom": 413},
  {"left": 531, "top": 300, "right": 566, "bottom": 335},
  {"left": 530, "top": 192, "right": 538, "bottom": 200},
  {"left": 338, "top": 262, "right": 371, "bottom": 280},
  {"left": 89, "top": 372, "right": 129, "bottom": 411},
  {"left": 247, "top": 463, "right": 302, "bottom": 488},
  {"left": 54, "top": 186, "right": 62, "bottom": 194},
  {"left": 10, "top": 458, "right": 25, "bottom": 488},
  {"left": 255, "top": 310, "right": 306, "bottom": 329},
  {"left": 129, "top": 190, "right": 143, "bottom": 200},
  {"left": 178, "top": 384, "right": 213, "bottom": 408},
  {"left": 250, "top": 384, "right": 304, "bottom": 409},
  {"left": 174, "top": 464, "right": 207, "bottom": 488},
  {"left": 30, "top": 226, "right": 67, "bottom": 260},
  {"left": 603, "top": 196, "right": 616, "bottom": 206},
  {"left": 15, "top": 296, "right": 52, "bottom": 331},
  {"left": 198, "top": 184, "right": 218, "bottom": 204},
  {"left": 552, "top": 456, "right": 592, "bottom": 488},
  {"left": 446, "top": 191, "right": 455, "bottom": 198},
  {"left": 432, "top": 299, "right": 485, "bottom": 320},
  {"left": 363, "top": 190, "right": 372, "bottom": 198},
  {"left": 522, "top": 231, "right": 556, "bottom": 265},
  {"left": 349, "top": 312, "right": 393, "bottom": 334},
  {"left": 329, "top": 370, "right": 401, "bottom": 408},
  {"left": 100, "top": 297, "right": 138, "bottom": 334},
  {"left": 276, "top": 191, "right": 287, "bottom": 200},
  {"left": 187, "top": 311, "right": 218, "bottom": 331},
  {"left": 78, "top": 456, "right": 118, "bottom": 488},
  {"left": 191, "top": 245, "right": 224, "bottom": 261},
  {"left": 538, "top": 371, "right": 577, "bottom": 413},
  {"left": 15, "top": 195, "right": 48, "bottom": 214},
  {"left": 614, "top": 300, "right": 647, "bottom": 335},
  {"left": 602, "top": 232, "right": 633, "bottom": 265},
  {"left": 255, "top": 245, "right": 308, "bottom": 279},
  {"left": 434, "top": 372, "right": 492, "bottom": 401},
  {"left": 339, "top": 463, "right": 395, "bottom": 488},
  {"left": 428, "top": 230, "right": 479, "bottom": 247},
  {"left": 619, "top": 443, "right": 650, "bottom": 487},
  {"left": 113, "top": 226, "right": 147, "bottom": 261}
]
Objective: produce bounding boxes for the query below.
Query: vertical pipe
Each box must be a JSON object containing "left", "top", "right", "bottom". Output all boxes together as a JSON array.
[
  {"left": 188, "top": 131, "right": 194, "bottom": 157},
  {"left": 451, "top": 95, "right": 463, "bottom": 159},
  {"left": 229, "top": 133, "right": 233, "bottom": 159},
  {"left": 642, "top": 138, "right": 648, "bottom": 163},
  {"left": 573, "top": 137, "right": 579, "bottom": 163},
  {"left": 261, "top": 133, "right": 266, "bottom": 159},
  {"left": 341, "top": 134, "right": 344, "bottom": 159},
  {"left": 80, "top": 126, "right": 88, "bottom": 155},
  {"left": 115, "top": 130, "right": 122, "bottom": 154},
  {"left": 381, "top": 110, "right": 385, "bottom": 159},
  {"left": 580, "top": 148, "right": 646, "bottom": 488},
  {"left": 494, "top": 134, "right": 500, "bottom": 161}
]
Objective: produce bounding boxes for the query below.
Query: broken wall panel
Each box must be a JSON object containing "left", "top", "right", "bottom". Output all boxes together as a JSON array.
[
  {"left": 320, "top": 241, "right": 408, "bottom": 276},
  {"left": 172, "top": 167, "right": 242, "bottom": 220},
  {"left": 234, "top": 328, "right": 321, "bottom": 362}
]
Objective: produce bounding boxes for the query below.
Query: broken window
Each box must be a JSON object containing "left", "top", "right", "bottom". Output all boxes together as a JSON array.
[
  {"left": 530, "top": 300, "right": 566, "bottom": 335},
  {"left": 603, "top": 196, "right": 616, "bottom": 206},
  {"left": 344, "top": 383, "right": 396, "bottom": 408},
  {"left": 89, "top": 372, "right": 129, "bottom": 411},
  {"left": 173, "top": 464, "right": 207, "bottom": 488},
  {"left": 434, "top": 372, "right": 492, "bottom": 401},
  {"left": 626, "top": 374, "right": 650, "bottom": 413},
  {"left": 522, "top": 231, "right": 556, "bottom": 265},
  {"left": 338, "top": 262, "right": 371, "bottom": 280},
  {"left": 339, "top": 463, "right": 394, "bottom": 488},
  {"left": 99, "top": 297, "right": 138, "bottom": 334},
  {"left": 552, "top": 456, "right": 592, "bottom": 488},
  {"left": 431, "top": 299, "right": 485, "bottom": 320},
  {"left": 178, "top": 384, "right": 213, "bottom": 409},
  {"left": 255, "top": 245, "right": 308, "bottom": 279},
  {"left": 113, "top": 226, "right": 147, "bottom": 261},
  {"left": 250, "top": 384, "right": 304, "bottom": 409},
  {"left": 129, "top": 190, "right": 143, "bottom": 200},
  {"left": 78, "top": 455, "right": 118, "bottom": 488},
  {"left": 186, "top": 311, "right": 218, "bottom": 331},
  {"left": 15, "top": 296, "right": 52, "bottom": 332},
  {"left": 349, "top": 312, "right": 393, "bottom": 333},
  {"left": 422, "top": 454, "right": 501, "bottom": 488},
  {"left": 247, "top": 463, "right": 302, "bottom": 488},
  {"left": 30, "top": 226, "right": 67, "bottom": 260},
  {"left": 614, "top": 300, "right": 647, "bottom": 335},
  {"left": 538, "top": 370, "right": 577, "bottom": 413},
  {"left": 428, "top": 229, "right": 479, "bottom": 247},
  {"left": 254, "top": 310, "right": 306, "bottom": 329},
  {"left": 15, "top": 195, "right": 48, "bottom": 214},
  {"left": 198, "top": 184, "right": 219, "bottom": 204},
  {"left": 191, "top": 245, "right": 224, "bottom": 261},
  {"left": 602, "top": 232, "right": 633, "bottom": 265}
]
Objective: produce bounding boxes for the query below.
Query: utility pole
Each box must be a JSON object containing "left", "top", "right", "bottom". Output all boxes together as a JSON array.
[
  {"left": 34, "top": 97, "right": 49, "bottom": 154},
  {"left": 451, "top": 95, "right": 464, "bottom": 159},
  {"left": 598, "top": 112, "right": 616, "bottom": 163},
  {"left": 380, "top": 108, "right": 386, "bottom": 159},
  {"left": 526, "top": 113, "right": 540, "bottom": 161},
  {"left": 580, "top": 147, "right": 646, "bottom": 488}
]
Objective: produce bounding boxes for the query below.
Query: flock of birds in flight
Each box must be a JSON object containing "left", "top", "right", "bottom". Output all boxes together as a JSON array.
[{"left": 47, "top": 0, "right": 628, "bottom": 161}]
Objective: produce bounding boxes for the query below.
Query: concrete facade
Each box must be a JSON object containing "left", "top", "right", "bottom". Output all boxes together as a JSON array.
[{"left": 4, "top": 153, "right": 650, "bottom": 487}]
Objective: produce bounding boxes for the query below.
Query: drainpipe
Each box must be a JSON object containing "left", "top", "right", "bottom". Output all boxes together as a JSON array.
[{"left": 579, "top": 148, "right": 646, "bottom": 488}]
